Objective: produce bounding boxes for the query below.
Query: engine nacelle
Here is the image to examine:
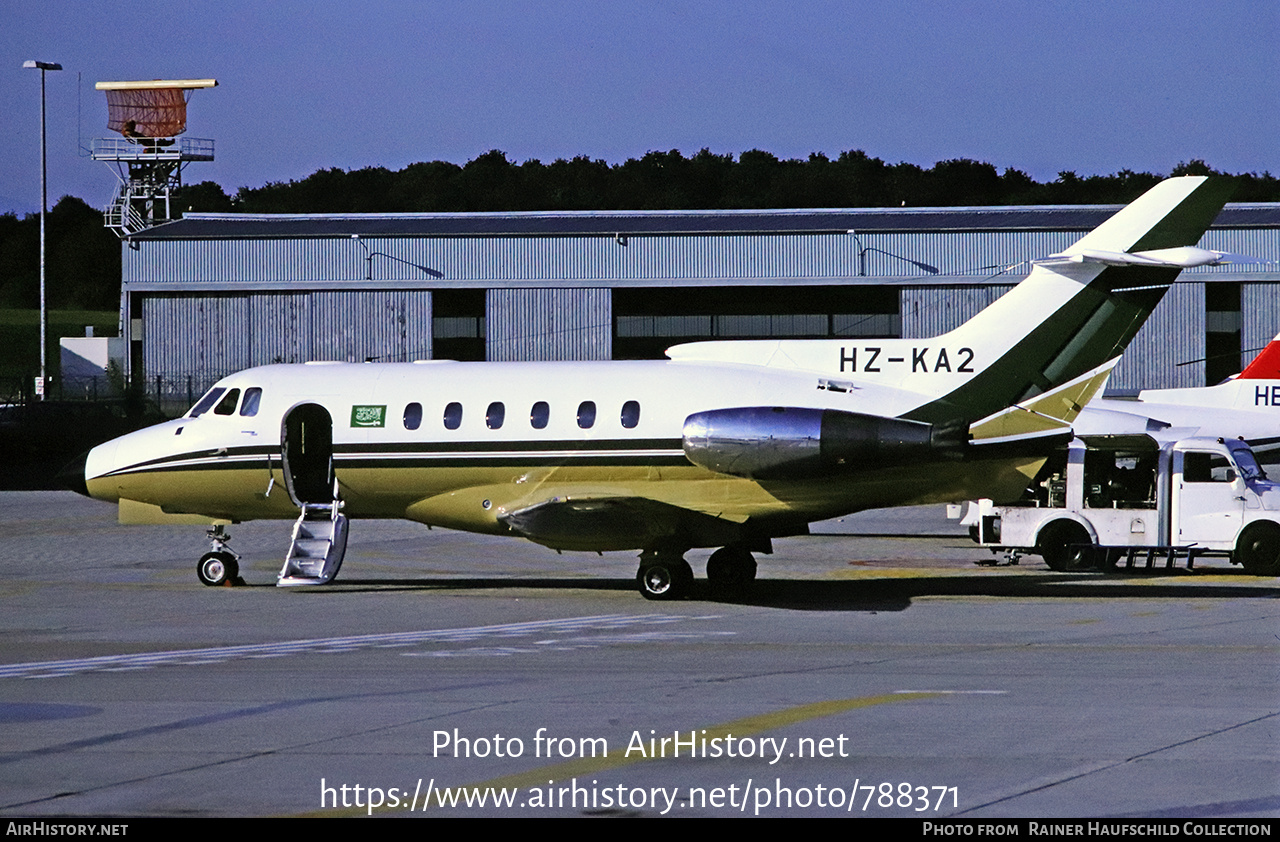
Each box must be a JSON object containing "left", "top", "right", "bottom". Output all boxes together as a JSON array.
[{"left": 682, "top": 406, "right": 941, "bottom": 479}]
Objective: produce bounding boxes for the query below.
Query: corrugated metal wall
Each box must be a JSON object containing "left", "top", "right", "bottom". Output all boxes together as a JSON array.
[
  {"left": 867, "top": 232, "right": 1077, "bottom": 277},
  {"left": 142, "top": 290, "right": 431, "bottom": 385},
  {"left": 486, "top": 288, "right": 611, "bottom": 361},
  {"left": 1242, "top": 283, "right": 1280, "bottom": 369},
  {"left": 128, "top": 231, "right": 1151, "bottom": 288},
  {"left": 142, "top": 296, "right": 250, "bottom": 385},
  {"left": 127, "top": 234, "right": 871, "bottom": 287},
  {"left": 1107, "top": 282, "right": 1204, "bottom": 392},
  {"left": 123, "top": 213, "right": 1280, "bottom": 388},
  {"left": 249, "top": 293, "right": 311, "bottom": 364},
  {"left": 899, "top": 285, "right": 1015, "bottom": 338},
  {"left": 310, "top": 290, "right": 432, "bottom": 363}
]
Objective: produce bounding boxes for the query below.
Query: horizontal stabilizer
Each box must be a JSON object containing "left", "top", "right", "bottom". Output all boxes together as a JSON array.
[
  {"left": 1039, "top": 246, "right": 1257, "bottom": 269},
  {"left": 968, "top": 358, "right": 1118, "bottom": 445},
  {"left": 1060, "top": 176, "right": 1237, "bottom": 255}
]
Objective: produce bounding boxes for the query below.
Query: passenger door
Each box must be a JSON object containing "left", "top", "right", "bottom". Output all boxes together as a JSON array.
[{"left": 281, "top": 403, "right": 335, "bottom": 505}]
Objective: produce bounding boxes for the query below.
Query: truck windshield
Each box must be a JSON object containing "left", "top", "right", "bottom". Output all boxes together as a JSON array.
[{"left": 1233, "top": 448, "right": 1268, "bottom": 481}]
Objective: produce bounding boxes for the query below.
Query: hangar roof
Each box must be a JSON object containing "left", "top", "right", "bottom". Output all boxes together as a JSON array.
[{"left": 133, "top": 203, "right": 1280, "bottom": 240}]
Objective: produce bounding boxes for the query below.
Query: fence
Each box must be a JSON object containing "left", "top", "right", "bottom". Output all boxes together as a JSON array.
[{"left": 0, "top": 372, "right": 216, "bottom": 418}]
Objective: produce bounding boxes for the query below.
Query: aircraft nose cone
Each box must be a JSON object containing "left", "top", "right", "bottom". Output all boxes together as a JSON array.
[{"left": 58, "top": 450, "right": 90, "bottom": 497}]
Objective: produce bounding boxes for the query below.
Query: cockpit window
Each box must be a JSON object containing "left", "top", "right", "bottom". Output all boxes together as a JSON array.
[
  {"left": 213, "top": 388, "right": 241, "bottom": 416},
  {"left": 188, "top": 387, "right": 226, "bottom": 418},
  {"left": 239, "top": 387, "right": 263, "bottom": 417}
]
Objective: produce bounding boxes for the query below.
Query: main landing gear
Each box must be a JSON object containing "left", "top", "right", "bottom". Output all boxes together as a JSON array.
[
  {"left": 635, "top": 545, "right": 758, "bottom": 600},
  {"left": 706, "top": 546, "right": 757, "bottom": 587},
  {"left": 197, "top": 525, "right": 244, "bottom": 586}
]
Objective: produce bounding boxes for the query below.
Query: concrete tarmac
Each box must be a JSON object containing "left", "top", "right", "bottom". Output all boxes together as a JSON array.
[{"left": 0, "top": 492, "right": 1277, "bottom": 818}]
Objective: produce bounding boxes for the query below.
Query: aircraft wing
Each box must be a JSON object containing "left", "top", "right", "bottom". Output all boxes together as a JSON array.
[{"left": 498, "top": 495, "right": 747, "bottom": 552}]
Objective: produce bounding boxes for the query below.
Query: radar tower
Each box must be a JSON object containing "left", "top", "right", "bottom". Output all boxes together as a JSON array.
[{"left": 91, "top": 79, "right": 217, "bottom": 237}]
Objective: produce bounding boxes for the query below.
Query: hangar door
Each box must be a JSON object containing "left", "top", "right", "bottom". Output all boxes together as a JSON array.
[{"left": 141, "top": 290, "right": 432, "bottom": 396}]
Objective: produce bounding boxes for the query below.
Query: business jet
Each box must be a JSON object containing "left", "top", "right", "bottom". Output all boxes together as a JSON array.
[{"left": 68, "top": 176, "right": 1238, "bottom": 599}]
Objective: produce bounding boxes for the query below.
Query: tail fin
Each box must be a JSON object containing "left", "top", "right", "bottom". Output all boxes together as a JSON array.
[
  {"left": 1057, "top": 176, "right": 1235, "bottom": 256},
  {"left": 1238, "top": 333, "right": 1280, "bottom": 380},
  {"left": 905, "top": 176, "right": 1236, "bottom": 426},
  {"left": 664, "top": 176, "right": 1235, "bottom": 430}
]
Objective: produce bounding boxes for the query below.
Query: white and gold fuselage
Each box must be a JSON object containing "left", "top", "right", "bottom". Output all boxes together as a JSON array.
[{"left": 83, "top": 357, "right": 1045, "bottom": 550}]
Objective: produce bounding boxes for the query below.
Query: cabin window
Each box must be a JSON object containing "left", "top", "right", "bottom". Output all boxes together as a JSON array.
[
  {"left": 443, "top": 402, "right": 463, "bottom": 430},
  {"left": 239, "top": 387, "right": 263, "bottom": 417},
  {"left": 403, "top": 402, "right": 422, "bottom": 430},
  {"left": 621, "top": 400, "right": 641, "bottom": 429},
  {"left": 486, "top": 401, "right": 505, "bottom": 430},
  {"left": 188, "top": 387, "right": 225, "bottom": 418},
  {"left": 577, "top": 400, "right": 596, "bottom": 429},
  {"left": 213, "top": 388, "right": 241, "bottom": 416},
  {"left": 530, "top": 401, "right": 550, "bottom": 429}
]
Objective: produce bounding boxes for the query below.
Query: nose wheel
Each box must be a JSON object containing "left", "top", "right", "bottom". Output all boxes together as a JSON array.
[
  {"left": 198, "top": 525, "right": 244, "bottom": 586},
  {"left": 197, "top": 551, "right": 239, "bottom": 586}
]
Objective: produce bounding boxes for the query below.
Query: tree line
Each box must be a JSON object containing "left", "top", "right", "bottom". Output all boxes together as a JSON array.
[
  {"left": 186, "top": 149, "right": 1280, "bottom": 214},
  {"left": 3, "top": 149, "right": 1277, "bottom": 311},
  {"left": 0, "top": 196, "right": 120, "bottom": 310}
]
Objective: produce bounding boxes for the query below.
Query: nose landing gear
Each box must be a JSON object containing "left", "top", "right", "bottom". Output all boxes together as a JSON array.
[{"left": 197, "top": 525, "right": 244, "bottom": 586}]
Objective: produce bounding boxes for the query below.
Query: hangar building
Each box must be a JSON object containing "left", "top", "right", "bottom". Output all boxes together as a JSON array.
[{"left": 119, "top": 203, "right": 1280, "bottom": 410}]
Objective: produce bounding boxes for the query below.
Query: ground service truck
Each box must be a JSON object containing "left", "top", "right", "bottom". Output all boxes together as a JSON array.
[{"left": 958, "top": 433, "right": 1280, "bottom": 575}]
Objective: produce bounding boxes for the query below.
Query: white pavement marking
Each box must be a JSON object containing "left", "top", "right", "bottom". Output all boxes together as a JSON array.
[{"left": 0, "top": 614, "right": 724, "bottom": 680}]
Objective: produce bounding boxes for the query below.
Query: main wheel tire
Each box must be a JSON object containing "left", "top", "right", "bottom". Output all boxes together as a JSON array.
[
  {"left": 637, "top": 558, "right": 693, "bottom": 600},
  {"left": 197, "top": 552, "right": 239, "bottom": 587},
  {"left": 1236, "top": 522, "right": 1280, "bottom": 576},
  {"left": 1038, "top": 522, "right": 1095, "bottom": 572},
  {"left": 706, "top": 546, "right": 757, "bottom": 588}
]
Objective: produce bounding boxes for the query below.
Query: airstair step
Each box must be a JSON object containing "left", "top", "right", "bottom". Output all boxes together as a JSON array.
[{"left": 278, "top": 505, "right": 348, "bottom": 587}]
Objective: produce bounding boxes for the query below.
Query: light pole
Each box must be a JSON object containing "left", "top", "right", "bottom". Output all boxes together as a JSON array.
[{"left": 23, "top": 60, "right": 62, "bottom": 401}]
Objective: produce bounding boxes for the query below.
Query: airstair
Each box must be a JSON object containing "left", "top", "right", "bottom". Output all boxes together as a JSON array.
[{"left": 277, "top": 496, "right": 348, "bottom": 587}]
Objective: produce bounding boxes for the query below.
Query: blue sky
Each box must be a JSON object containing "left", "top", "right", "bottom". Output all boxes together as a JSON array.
[{"left": 3, "top": 0, "right": 1277, "bottom": 215}]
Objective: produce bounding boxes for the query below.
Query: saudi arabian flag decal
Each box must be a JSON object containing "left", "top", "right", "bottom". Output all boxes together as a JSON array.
[{"left": 351, "top": 405, "right": 387, "bottom": 428}]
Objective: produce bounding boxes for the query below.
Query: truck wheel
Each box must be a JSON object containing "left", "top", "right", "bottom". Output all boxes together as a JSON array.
[
  {"left": 1236, "top": 523, "right": 1280, "bottom": 576},
  {"left": 1038, "top": 521, "right": 1094, "bottom": 572}
]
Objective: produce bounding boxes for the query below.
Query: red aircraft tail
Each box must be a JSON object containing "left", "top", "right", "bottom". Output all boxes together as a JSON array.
[{"left": 1238, "top": 333, "right": 1280, "bottom": 379}]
